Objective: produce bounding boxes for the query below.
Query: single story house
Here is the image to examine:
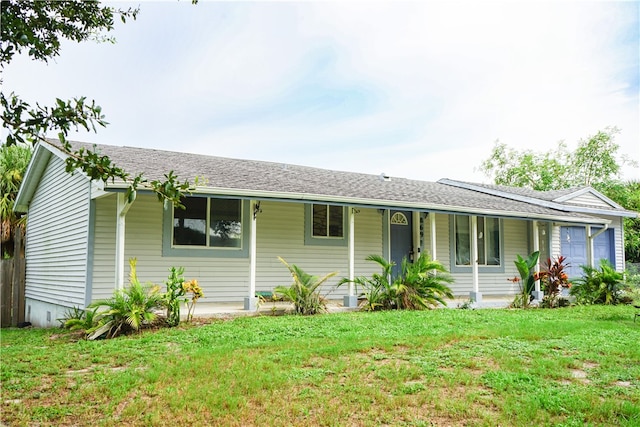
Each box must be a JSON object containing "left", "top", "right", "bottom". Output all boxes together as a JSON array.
[{"left": 14, "top": 140, "right": 638, "bottom": 326}]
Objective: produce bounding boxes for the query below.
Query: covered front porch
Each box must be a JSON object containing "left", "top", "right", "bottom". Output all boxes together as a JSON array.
[{"left": 105, "top": 193, "right": 613, "bottom": 312}]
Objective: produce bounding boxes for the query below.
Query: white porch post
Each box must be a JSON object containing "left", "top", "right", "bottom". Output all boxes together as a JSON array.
[
  {"left": 531, "top": 221, "right": 544, "bottom": 301},
  {"left": 245, "top": 200, "right": 259, "bottom": 311},
  {"left": 469, "top": 215, "right": 482, "bottom": 302},
  {"left": 586, "top": 225, "right": 593, "bottom": 268},
  {"left": 344, "top": 207, "right": 358, "bottom": 307},
  {"left": 115, "top": 193, "right": 133, "bottom": 290},
  {"left": 412, "top": 211, "right": 420, "bottom": 261},
  {"left": 429, "top": 212, "right": 437, "bottom": 260}
]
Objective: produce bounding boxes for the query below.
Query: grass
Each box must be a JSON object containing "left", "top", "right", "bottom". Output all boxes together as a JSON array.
[{"left": 1, "top": 305, "right": 639, "bottom": 426}]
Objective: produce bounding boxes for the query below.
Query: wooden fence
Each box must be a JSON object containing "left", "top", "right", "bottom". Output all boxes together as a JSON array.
[{"left": 1, "top": 228, "right": 25, "bottom": 327}]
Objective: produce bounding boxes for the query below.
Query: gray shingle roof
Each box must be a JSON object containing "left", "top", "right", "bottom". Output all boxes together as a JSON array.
[
  {"left": 53, "top": 140, "right": 604, "bottom": 222},
  {"left": 442, "top": 181, "right": 583, "bottom": 202},
  {"left": 437, "top": 179, "right": 637, "bottom": 218}
]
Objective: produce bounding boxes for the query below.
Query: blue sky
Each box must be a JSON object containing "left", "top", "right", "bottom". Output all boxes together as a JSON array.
[{"left": 3, "top": 0, "right": 639, "bottom": 182}]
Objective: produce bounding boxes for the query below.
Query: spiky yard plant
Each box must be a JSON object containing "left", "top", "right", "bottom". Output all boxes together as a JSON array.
[
  {"left": 339, "top": 254, "right": 396, "bottom": 311},
  {"left": 274, "top": 257, "right": 337, "bottom": 315},
  {"left": 61, "top": 307, "right": 99, "bottom": 332},
  {"left": 87, "top": 258, "right": 165, "bottom": 340},
  {"left": 393, "top": 253, "right": 455, "bottom": 310},
  {"left": 340, "top": 253, "right": 454, "bottom": 310},
  {"left": 571, "top": 260, "right": 624, "bottom": 305}
]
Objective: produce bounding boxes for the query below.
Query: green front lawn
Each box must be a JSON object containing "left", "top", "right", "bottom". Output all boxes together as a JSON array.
[{"left": 2, "top": 305, "right": 639, "bottom": 426}]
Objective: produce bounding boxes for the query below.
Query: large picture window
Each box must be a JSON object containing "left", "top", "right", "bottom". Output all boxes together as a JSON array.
[
  {"left": 173, "top": 197, "right": 242, "bottom": 249},
  {"left": 454, "top": 215, "right": 501, "bottom": 266}
]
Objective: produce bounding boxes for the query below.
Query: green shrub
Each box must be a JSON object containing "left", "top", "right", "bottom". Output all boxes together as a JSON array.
[
  {"left": 570, "top": 260, "right": 624, "bottom": 305},
  {"left": 59, "top": 306, "right": 98, "bottom": 332},
  {"left": 274, "top": 257, "right": 337, "bottom": 315},
  {"left": 340, "top": 253, "right": 454, "bottom": 311},
  {"left": 87, "top": 259, "right": 165, "bottom": 339}
]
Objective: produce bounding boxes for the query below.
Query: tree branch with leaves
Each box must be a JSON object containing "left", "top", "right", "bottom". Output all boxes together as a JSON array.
[{"left": 1, "top": 0, "right": 195, "bottom": 209}]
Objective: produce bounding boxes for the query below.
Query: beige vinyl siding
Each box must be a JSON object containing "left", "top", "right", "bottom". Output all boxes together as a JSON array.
[
  {"left": 91, "top": 197, "right": 384, "bottom": 302},
  {"left": 90, "top": 196, "right": 117, "bottom": 301},
  {"left": 255, "top": 202, "right": 383, "bottom": 297},
  {"left": 550, "top": 225, "right": 562, "bottom": 259},
  {"left": 445, "top": 216, "right": 526, "bottom": 296},
  {"left": 92, "top": 194, "right": 250, "bottom": 302},
  {"left": 602, "top": 216, "right": 625, "bottom": 271},
  {"left": 25, "top": 155, "right": 90, "bottom": 307},
  {"left": 564, "top": 193, "right": 612, "bottom": 208}
]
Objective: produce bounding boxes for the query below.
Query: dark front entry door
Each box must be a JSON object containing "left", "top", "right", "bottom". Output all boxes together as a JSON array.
[{"left": 390, "top": 210, "right": 413, "bottom": 278}]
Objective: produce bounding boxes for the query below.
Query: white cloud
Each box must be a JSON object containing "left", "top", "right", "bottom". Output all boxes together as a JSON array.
[{"left": 2, "top": 1, "right": 638, "bottom": 182}]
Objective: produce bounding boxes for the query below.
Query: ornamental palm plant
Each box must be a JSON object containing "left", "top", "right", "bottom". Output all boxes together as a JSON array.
[
  {"left": 338, "top": 254, "right": 396, "bottom": 311},
  {"left": 87, "top": 258, "right": 165, "bottom": 339},
  {"left": 393, "top": 253, "right": 455, "bottom": 309},
  {"left": 340, "top": 253, "right": 454, "bottom": 310},
  {"left": 571, "top": 260, "right": 624, "bottom": 305},
  {"left": 274, "top": 257, "right": 337, "bottom": 315}
]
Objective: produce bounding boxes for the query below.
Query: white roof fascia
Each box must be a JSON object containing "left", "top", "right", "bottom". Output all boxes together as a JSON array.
[
  {"left": 103, "top": 183, "right": 609, "bottom": 225},
  {"left": 439, "top": 179, "right": 637, "bottom": 218},
  {"left": 14, "top": 140, "right": 97, "bottom": 212},
  {"left": 553, "top": 187, "right": 625, "bottom": 210},
  {"left": 90, "top": 180, "right": 109, "bottom": 199},
  {"left": 14, "top": 142, "right": 52, "bottom": 213}
]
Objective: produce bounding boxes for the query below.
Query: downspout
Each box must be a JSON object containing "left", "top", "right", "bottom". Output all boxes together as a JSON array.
[{"left": 115, "top": 193, "right": 134, "bottom": 290}]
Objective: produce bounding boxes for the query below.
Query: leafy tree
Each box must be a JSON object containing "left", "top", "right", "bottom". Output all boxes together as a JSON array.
[
  {"left": 479, "top": 127, "right": 636, "bottom": 191},
  {"left": 479, "top": 141, "right": 570, "bottom": 191},
  {"left": 0, "top": 143, "right": 31, "bottom": 257},
  {"left": 479, "top": 128, "right": 640, "bottom": 262},
  {"left": 1, "top": 1, "right": 193, "bottom": 208},
  {"left": 597, "top": 180, "right": 640, "bottom": 263}
]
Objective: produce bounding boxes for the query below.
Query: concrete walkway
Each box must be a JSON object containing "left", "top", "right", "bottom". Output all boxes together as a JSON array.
[{"left": 185, "top": 296, "right": 514, "bottom": 319}]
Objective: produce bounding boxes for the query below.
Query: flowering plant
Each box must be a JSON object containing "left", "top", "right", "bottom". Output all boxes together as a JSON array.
[{"left": 182, "top": 279, "right": 203, "bottom": 322}]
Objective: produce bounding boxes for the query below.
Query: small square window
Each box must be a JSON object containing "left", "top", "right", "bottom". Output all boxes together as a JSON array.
[{"left": 305, "top": 204, "right": 347, "bottom": 246}]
